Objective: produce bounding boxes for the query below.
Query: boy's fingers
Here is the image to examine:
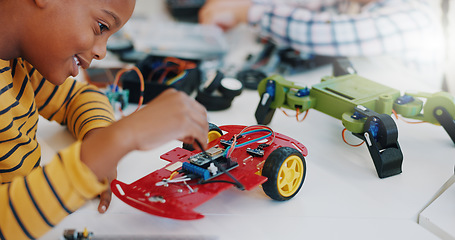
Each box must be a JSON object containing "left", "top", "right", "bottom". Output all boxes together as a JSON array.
[{"left": 98, "top": 189, "right": 112, "bottom": 213}]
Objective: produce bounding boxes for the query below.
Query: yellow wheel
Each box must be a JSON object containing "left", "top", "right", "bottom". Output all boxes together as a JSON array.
[
  {"left": 262, "top": 147, "right": 306, "bottom": 201},
  {"left": 207, "top": 123, "right": 223, "bottom": 143},
  {"left": 183, "top": 123, "right": 223, "bottom": 150}
]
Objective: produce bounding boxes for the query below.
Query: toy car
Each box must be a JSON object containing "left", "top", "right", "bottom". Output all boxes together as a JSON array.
[{"left": 111, "top": 124, "right": 308, "bottom": 220}]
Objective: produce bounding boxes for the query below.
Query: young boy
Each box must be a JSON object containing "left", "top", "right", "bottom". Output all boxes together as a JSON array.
[
  {"left": 0, "top": 0, "right": 208, "bottom": 239},
  {"left": 199, "top": 0, "right": 445, "bottom": 88}
]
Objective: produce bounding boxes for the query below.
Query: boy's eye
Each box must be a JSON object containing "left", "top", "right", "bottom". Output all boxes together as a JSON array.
[{"left": 98, "top": 22, "right": 109, "bottom": 33}]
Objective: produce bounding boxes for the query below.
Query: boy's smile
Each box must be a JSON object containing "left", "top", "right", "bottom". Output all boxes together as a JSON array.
[{"left": 72, "top": 54, "right": 90, "bottom": 77}]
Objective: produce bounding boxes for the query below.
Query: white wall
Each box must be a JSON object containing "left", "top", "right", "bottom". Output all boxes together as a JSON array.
[{"left": 446, "top": 0, "right": 455, "bottom": 93}]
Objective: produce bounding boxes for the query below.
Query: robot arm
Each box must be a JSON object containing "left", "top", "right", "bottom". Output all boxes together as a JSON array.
[
  {"left": 393, "top": 91, "right": 455, "bottom": 144},
  {"left": 255, "top": 75, "right": 314, "bottom": 125}
]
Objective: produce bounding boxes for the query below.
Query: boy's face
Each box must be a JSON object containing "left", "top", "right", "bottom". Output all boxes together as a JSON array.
[{"left": 22, "top": 0, "right": 135, "bottom": 85}]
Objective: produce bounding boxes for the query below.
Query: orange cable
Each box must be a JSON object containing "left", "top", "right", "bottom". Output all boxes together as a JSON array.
[
  {"left": 342, "top": 128, "right": 364, "bottom": 147},
  {"left": 113, "top": 66, "right": 144, "bottom": 114},
  {"left": 391, "top": 109, "right": 426, "bottom": 124}
]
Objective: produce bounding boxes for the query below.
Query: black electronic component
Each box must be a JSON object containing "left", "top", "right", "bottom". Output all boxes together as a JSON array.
[
  {"left": 189, "top": 146, "right": 224, "bottom": 166},
  {"left": 352, "top": 106, "right": 402, "bottom": 178},
  {"left": 236, "top": 69, "right": 266, "bottom": 90},
  {"left": 196, "top": 71, "right": 243, "bottom": 111},
  {"left": 219, "top": 134, "right": 244, "bottom": 147},
  {"left": 166, "top": 0, "right": 206, "bottom": 22},
  {"left": 332, "top": 57, "right": 357, "bottom": 77},
  {"left": 220, "top": 139, "right": 233, "bottom": 147},
  {"left": 193, "top": 140, "right": 245, "bottom": 190},
  {"left": 121, "top": 55, "right": 201, "bottom": 103},
  {"left": 219, "top": 78, "right": 243, "bottom": 99},
  {"left": 182, "top": 145, "right": 239, "bottom": 181},
  {"left": 246, "top": 147, "right": 264, "bottom": 157},
  {"left": 182, "top": 154, "right": 239, "bottom": 181},
  {"left": 63, "top": 229, "right": 93, "bottom": 240}
]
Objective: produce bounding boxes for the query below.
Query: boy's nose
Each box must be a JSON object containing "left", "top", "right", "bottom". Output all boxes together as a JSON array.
[{"left": 92, "top": 39, "right": 108, "bottom": 60}]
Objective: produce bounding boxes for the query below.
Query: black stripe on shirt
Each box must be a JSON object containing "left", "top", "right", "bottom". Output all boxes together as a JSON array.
[
  {"left": 0, "top": 101, "right": 19, "bottom": 116},
  {"left": 0, "top": 101, "right": 35, "bottom": 133},
  {"left": 0, "top": 66, "right": 10, "bottom": 74},
  {"left": 0, "top": 138, "right": 32, "bottom": 162},
  {"left": 34, "top": 78, "right": 46, "bottom": 96},
  {"left": 0, "top": 140, "right": 38, "bottom": 174},
  {"left": 47, "top": 80, "right": 77, "bottom": 120},
  {"left": 11, "top": 59, "right": 17, "bottom": 78},
  {"left": 0, "top": 82, "right": 13, "bottom": 96},
  {"left": 43, "top": 160, "right": 73, "bottom": 214},
  {"left": 78, "top": 115, "right": 114, "bottom": 133},
  {"left": 71, "top": 107, "right": 113, "bottom": 134},
  {"left": 8, "top": 184, "right": 36, "bottom": 240},
  {"left": 33, "top": 157, "right": 41, "bottom": 168},
  {"left": 0, "top": 132, "right": 22, "bottom": 144},
  {"left": 14, "top": 100, "right": 35, "bottom": 120},
  {"left": 0, "top": 121, "right": 13, "bottom": 134},
  {"left": 0, "top": 225, "right": 5, "bottom": 240},
  {"left": 26, "top": 117, "right": 39, "bottom": 136},
  {"left": 24, "top": 176, "right": 55, "bottom": 227},
  {"left": 14, "top": 71, "right": 30, "bottom": 102},
  {"left": 68, "top": 100, "right": 111, "bottom": 124},
  {"left": 37, "top": 85, "right": 59, "bottom": 112}
]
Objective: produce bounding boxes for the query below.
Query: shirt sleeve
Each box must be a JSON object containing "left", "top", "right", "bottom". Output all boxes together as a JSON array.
[
  {"left": 0, "top": 141, "right": 108, "bottom": 240},
  {"left": 248, "top": 0, "right": 444, "bottom": 66},
  {"left": 25, "top": 62, "right": 115, "bottom": 140}
]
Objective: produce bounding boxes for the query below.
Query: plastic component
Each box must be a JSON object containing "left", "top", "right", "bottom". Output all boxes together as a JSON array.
[
  {"left": 353, "top": 106, "right": 402, "bottom": 178},
  {"left": 182, "top": 162, "right": 211, "bottom": 180},
  {"left": 105, "top": 86, "right": 129, "bottom": 110},
  {"left": 262, "top": 147, "right": 306, "bottom": 200}
]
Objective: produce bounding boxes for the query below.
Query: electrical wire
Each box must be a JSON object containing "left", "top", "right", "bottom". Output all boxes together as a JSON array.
[
  {"left": 224, "top": 125, "right": 275, "bottom": 158},
  {"left": 165, "top": 70, "right": 188, "bottom": 85},
  {"left": 147, "top": 57, "right": 196, "bottom": 84},
  {"left": 342, "top": 128, "right": 364, "bottom": 147},
  {"left": 112, "top": 66, "right": 144, "bottom": 116},
  {"left": 194, "top": 139, "right": 245, "bottom": 190},
  {"left": 391, "top": 109, "right": 426, "bottom": 124},
  {"left": 280, "top": 108, "right": 309, "bottom": 122}
]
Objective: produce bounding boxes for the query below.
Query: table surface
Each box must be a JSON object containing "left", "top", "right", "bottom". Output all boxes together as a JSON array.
[
  {"left": 37, "top": 2, "right": 455, "bottom": 239},
  {"left": 38, "top": 58, "right": 455, "bottom": 240}
]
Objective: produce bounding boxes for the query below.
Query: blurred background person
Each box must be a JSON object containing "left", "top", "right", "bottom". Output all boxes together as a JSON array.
[{"left": 199, "top": 0, "right": 446, "bottom": 89}]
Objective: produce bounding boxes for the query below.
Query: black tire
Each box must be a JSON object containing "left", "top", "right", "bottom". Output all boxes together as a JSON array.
[
  {"left": 262, "top": 147, "right": 306, "bottom": 201},
  {"left": 182, "top": 123, "right": 223, "bottom": 151}
]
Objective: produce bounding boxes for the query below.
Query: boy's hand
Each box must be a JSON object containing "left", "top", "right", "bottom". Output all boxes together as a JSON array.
[
  {"left": 81, "top": 89, "right": 208, "bottom": 186},
  {"left": 123, "top": 88, "right": 209, "bottom": 151},
  {"left": 98, "top": 170, "right": 116, "bottom": 213}
]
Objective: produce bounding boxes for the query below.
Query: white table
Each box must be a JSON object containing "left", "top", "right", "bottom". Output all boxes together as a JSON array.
[{"left": 38, "top": 59, "right": 455, "bottom": 239}]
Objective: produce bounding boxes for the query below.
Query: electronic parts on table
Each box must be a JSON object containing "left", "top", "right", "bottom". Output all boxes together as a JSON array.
[{"left": 184, "top": 146, "right": 238, "bottom": 181}]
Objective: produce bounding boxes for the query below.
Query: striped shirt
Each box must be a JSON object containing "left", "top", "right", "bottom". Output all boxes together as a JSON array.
[
  {"left": 249, "top": 0, "right": 445, "bottom": 84},
  {"left": 0, "top": 58, "right": 115, "bottom": 239}
]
